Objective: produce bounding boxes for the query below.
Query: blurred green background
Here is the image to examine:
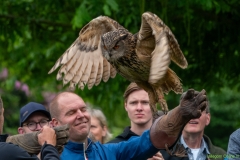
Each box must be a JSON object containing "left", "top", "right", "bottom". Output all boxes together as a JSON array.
[{"left": 1, "top": 0, "right": 240, "bottom": 151}]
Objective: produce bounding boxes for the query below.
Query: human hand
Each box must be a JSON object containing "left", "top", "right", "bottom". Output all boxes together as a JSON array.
[
  {"left": 38, "top": 126, "right": 56, "bottom": 146},
  {"left": 147, "top": 152, "right": 164, "bottom": 160},
  {"left": 179, "top": 89, "right": 207, "bottom": 119}
]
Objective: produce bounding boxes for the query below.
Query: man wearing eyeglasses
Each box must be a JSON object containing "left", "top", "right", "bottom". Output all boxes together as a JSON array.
[
  {"left": 0, "top": 99, "right": 61, "bottom": 159},
  {"left": 18, "top": 102, "right": 51, "bottom": 134}
]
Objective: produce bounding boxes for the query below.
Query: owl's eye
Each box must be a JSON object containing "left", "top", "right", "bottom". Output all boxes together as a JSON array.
[{"left": 113, "top": 45, "right": 119, "bottom": 50}]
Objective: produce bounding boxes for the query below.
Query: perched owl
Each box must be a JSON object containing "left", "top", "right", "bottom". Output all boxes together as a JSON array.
[{"left": 48, "top": 12, "right": 188, "bottom": 115}]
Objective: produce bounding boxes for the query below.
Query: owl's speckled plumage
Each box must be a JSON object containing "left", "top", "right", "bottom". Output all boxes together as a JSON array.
[{"left": 48, "top": 12, "right": 188, "bottom": 115}]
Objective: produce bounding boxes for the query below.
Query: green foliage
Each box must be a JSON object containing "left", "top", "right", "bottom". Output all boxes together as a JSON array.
[
  {"left": 205, "top": 87, "right": 240, "bottom": 150},
  {"left": 0, "top": 0, "right": 240, "bottom": 150}
]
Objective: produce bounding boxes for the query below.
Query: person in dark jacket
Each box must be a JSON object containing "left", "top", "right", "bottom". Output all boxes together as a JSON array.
[
  {"left": 0, "top": 97, "right": 60, "bottom": 159},
  {"left": 108, "top": 82, "right": 160, "bottom": 143},
  {"left": 107, "top": 82, "right": 164, "bottom": 159},
  {"left": 0, "top": 101, "right": 52, "bottom": 142},
  {"left": 160, "top": 90, "right": 226, "bottom": 160},
  {"left": 18, "top": 102, "right": 52, "bottom": 134},
  {"left": 49, "top": 89, "right": 207, "bottom": 160},
  {"left": 0, "top": 126, "right": 60, "bottom": 160}
]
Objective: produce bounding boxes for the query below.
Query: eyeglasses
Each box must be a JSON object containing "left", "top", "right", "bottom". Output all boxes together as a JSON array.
[{"left": 23, "top": 120, "right": 50, "bottom": 131}]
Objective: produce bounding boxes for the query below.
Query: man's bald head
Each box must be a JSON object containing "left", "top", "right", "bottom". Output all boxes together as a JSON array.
[
  {"left": 49, "top": 91, "right": 90, "bottom": 142},
  {"left": 49, "top": 91, "right": 84, "bottom": 119}
]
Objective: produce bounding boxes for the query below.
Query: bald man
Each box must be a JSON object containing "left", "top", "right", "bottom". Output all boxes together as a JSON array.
[{"left": 49, "top": 90, "right": 207, "bottom": 160}]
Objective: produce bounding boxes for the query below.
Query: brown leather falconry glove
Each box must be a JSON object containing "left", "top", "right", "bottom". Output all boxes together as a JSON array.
[
  {"left": 150, "top": 89, "right": 207, "bottom": 149},
  {"left": 6, "top": 124, "right": 69, "bottom": 155}
]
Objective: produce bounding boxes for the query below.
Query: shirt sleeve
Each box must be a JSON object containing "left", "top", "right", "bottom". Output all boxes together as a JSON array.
[
  {"left": 40, "top": 143, "right": 60, "bottom": 160},
  {"left": 104, "top": 130, "right": 159, "bottom": 159},
  {"left": 0, "top": 142, "right": 38, "bottom": 160},
  {"left": 0, "top": 134, "right": 8, "bottom": 142}
]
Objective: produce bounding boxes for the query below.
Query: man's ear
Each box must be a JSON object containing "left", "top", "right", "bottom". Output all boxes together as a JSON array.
[
  {"left": 49, "top": 120, "right": 53, "bottom": 128},
  {"left": 51, "top": 118, "right": 59, "bottom": 127},
  {"left": 206, "top": 113, "right": 211, "bottom": 126},
  {"left": 18, "top": 127, "right": 24, "bottom": 134},
  {"left": 124, "top": 102, "right": 128, "bottom": 112}
]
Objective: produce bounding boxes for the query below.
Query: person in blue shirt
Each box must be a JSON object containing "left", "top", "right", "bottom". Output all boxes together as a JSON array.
[{"left": 49, "top": 89, "right": 207, "bottom": 160}]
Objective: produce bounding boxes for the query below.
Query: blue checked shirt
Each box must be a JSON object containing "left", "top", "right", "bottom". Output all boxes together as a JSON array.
[{"left": 180, "top": 135, "right": 210, "bottom": 160}]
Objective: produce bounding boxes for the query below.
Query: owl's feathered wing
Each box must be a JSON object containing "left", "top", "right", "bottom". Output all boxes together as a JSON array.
[
  {"left": 136, "top": 12, "right": 188, "bottom": 94},
  {"left": 48, "top": 16, "right": 123, "bottom": 90}
]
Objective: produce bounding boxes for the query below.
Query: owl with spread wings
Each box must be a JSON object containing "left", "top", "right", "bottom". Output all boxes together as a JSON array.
[{"left": 48, "top": 12, "right": 188, "bottom": 115}]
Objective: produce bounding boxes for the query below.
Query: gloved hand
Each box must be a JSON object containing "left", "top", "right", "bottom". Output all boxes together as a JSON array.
[
  {"left": 179, "top": 89, "right": 207, "bottom": 119},
  {"left": 150, "top": 89, "right": 207, "bottom": 149},
  {"left": 6, "top": 124, "right": 69, "bottom": 154},
  {"left": 54, "top": 124, "right": 69, "bottom": 153}
]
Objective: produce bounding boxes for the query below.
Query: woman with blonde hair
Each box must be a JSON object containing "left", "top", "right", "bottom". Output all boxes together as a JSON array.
[{"left": 88, "top": 107, "right": 112, "bottom": 144}]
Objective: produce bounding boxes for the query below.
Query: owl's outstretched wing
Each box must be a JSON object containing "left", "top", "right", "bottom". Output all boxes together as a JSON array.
[
  {"left": 136, "top": 12, "right": 188, "bottom": 84},
  {"left": 48, "top": 16, "right": 123, "bottom": 90}
]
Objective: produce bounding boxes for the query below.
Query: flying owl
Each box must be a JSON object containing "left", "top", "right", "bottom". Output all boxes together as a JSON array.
[{"left": 48, "top": 12, "right": 188, "bottom": 115}]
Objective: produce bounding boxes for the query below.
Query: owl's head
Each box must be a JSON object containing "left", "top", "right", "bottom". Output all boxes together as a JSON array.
[{"left": 101, "top": 29, "right": 128, "bottom": 62}]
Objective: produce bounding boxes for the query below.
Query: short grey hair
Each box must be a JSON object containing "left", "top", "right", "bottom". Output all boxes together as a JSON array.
[{"left": 88, "top": 107, "right": 112, "bottom": 143}]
